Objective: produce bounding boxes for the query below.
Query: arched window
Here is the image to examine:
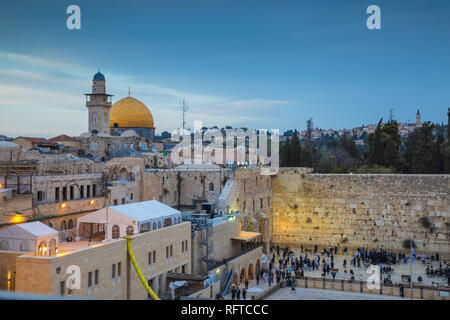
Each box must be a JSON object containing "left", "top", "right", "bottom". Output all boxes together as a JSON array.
[
  {"left": 19, "top": 240, "right": 29, "bottom": 252},
  {"left": 152, "top": 222, "right": 157, "bottom": 230},
  {"left": 68, "top": 219, "right": 74, "bottom": 229},
  {"left": 209, "top": 182, "right": 214, "bottom": 191},
  {"left": 0, "top": 240, "right": 9, "bottom": 250},
  {"left": 38, "top": 241, "right": 47, "bottom": 256},
  {"left": 177, "top": 217, "right": 181, "bottom": 224},
  {"left": 158, "top": 221, "right": 162, "bottom": 229},
  {"left": 119, "top": 168, "right": 128, "bottom": 181},
  {"left": 112, "top": 225, "right": 120, "bottom": 239},
  {"left": 48, "top": 222, "right": 54, "bottom": 228},
  {"left": 126, "top": 226, "right": 134, "bottom": 236},
  {"left": 61, "top": 221, "right": 66, "bottom": 231}
]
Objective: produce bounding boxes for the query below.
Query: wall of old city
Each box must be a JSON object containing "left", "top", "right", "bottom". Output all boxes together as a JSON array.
[
  {"left": 272, "top": 169, "right": 450, "bottom": 256},
  {"left": 233, "top": 168, "right": 273, "bottom": 247}
]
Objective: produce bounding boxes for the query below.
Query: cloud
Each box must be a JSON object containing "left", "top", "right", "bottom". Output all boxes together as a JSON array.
[{"left": 0, "top": 51, "right": 294, "bottom": 136}]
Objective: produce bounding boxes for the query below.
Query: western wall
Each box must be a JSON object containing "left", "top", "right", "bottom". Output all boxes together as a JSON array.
[{"left": 271, "top": 168, "right": 450, "bottom": 256}]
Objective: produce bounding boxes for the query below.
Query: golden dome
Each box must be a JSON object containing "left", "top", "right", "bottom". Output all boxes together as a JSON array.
[{"left": 110, "top": 96, "right": 155, "bottom": 129}]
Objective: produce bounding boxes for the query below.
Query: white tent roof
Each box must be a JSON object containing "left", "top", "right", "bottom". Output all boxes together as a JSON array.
[
  {"left": 78, "top": 200, "right": 181, "bottom": 226},
  {"left": 17, "top": 221, "right": 58, "bottom": 237},
  {"left": 109, "top": 200, "right": 180, "bottom": 222},
  {"left": 0, "top": 221, "right": 57, "bottom": 240}
]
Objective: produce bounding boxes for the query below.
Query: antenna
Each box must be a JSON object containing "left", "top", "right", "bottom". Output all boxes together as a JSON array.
[{"left": 180, "top": 99, "right": 188, "bottom": 133}]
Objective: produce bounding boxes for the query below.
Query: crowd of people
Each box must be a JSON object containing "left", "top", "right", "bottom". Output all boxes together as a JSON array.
[{"left": 229, "top": 244, "right": 449, "bottom": 299}]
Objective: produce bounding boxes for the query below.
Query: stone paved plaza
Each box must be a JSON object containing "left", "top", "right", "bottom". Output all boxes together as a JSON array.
[
  {"left": 273, "top": 248, "right": 448, "bottom": 287},
  {"left": 265, "top": 287, "right": 408, "bottom": 300}
]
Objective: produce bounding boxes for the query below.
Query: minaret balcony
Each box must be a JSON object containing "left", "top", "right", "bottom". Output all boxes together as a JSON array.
[{"left": 86, "top": 100, "right": 112, "bottom": 107}]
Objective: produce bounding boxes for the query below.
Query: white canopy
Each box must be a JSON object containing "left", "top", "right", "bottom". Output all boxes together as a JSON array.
[
  {"left": 77, "top": 200, "right": 182, "bottom": 240},
  {"left": 0, "top": 221, "right": 59, "bottom": 255}
]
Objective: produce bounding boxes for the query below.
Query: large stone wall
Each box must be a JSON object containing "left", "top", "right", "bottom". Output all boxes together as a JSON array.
[{"left": 272, "top": 169, "right": 450, "bottom": 255}]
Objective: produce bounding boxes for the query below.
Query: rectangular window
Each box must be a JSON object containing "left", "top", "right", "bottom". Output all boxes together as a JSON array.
[
  {"left": 170, "top": 245, "right": 173, "bottom": 257},
  {"left": 118, "top": 262, "right": 121, "bottom": 277},
  {"left": 80, "top": 185, "right": 84, "bottom": 198},
  {"left": 166, "top": 246, "right": 169, "bottom": 258},
  {"left": 130, "top": 193, "right": 133, "bottom": 200},
  {"left": 185, "top": 240, "right": 188, "bottom": 252},
  {"left": 94, "top": 269, "right": 99, "bottom": 285},
  {"left": 148, "top": 252, "right": 152, "bottom": 265},
  {"left": 112, "top": 264, "right": 116, "bottom": 279},
  {"left": 87, "top": 185, "right": 91, "bottom": 197},
  {"left": 92, "top": 185, "right": 97, "bottom": 197},
  {"left": 55, "top": 187, "right": 60, "bottom": 202},
  {"left": 182, "top": 241, "right": 184, "bottom": 253},
  {"left": 122, "top": 198, "right": 126, "bottom": 204},
  {"left": 268, "top": 197, "right": 270, "bottom": 207},
  {"left": 152, "top": 251, "right": 156, "bottom": 263},
  {"left": 88, "top": 272, "right": 92, "bottom": 288},
  {"left": 37, "top": 191, "right": 44, "bottom": 202},
  {"left": 63, "top": 187, "right": 67, "bottom": 201},
  {"left": 70, "top": 186, "right": 74, "bottom": 200},
  {"left": 260, "top": 198, "right": 263, "bottom": 208},
  {"left": 114, "top": 199, "right": 118, "bottom": 206}
]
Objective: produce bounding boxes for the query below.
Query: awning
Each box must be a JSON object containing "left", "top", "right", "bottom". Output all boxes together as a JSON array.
[{"left": 231, "top": 231, "right": 262, "bottom": 242}]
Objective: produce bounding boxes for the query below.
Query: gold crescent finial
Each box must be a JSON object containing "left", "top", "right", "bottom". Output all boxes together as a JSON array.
[{"left": 128, "top": 87, "right": 131, "bottom": 97}]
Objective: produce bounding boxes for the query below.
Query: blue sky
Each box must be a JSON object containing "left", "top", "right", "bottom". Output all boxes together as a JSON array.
[{"left": 0, "top": 0, "right": 449, "bottom": 138}]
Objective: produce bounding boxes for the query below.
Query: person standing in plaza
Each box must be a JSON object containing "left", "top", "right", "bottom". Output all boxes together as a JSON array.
[
  {"left": 245, "top": 278, "right": 249, "bottom": 290},
  {"left": 236, "top": 288, "right": 241, "bottom": 300},
  {"left": 231, "top": 286, "right": 236, "bottom": 300}
]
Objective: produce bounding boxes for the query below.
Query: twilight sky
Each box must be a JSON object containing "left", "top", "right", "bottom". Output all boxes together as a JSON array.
[{"left": 0, "top": 0, "right": 450, "bottom": 138}]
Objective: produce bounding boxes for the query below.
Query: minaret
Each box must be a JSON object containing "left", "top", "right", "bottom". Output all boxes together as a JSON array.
[
  {"left": 85, "top": 70, "right": 113, "bottom": 135},
  {"left": 416, "top": 109, "right": 421, "bottom": 128}
]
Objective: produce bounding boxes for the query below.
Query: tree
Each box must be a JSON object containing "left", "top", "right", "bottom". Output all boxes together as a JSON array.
[
  {"left": 411, "top": 122, "right": 435, "bottom": 174},
  {"left": 366, "top": 119, "right": 403, "bottom": 171},
  {"left": 280, "top": 130, "right": 302, "bottom": 167},
  {"left": 433, "top": 131, "right": 445, "bottom": 173},
  {"left": 443, "top": 108, "right": 450, "bottom": 173}
]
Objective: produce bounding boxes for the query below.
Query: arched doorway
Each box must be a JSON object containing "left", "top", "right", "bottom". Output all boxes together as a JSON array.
[
  {"left": 256, "top": 259, "right": 261, "bottom": 277},
  {"left": 232, "top": 273, "right": 238, "bottom": 286},
  {"left": 239, "top": 268, "right": 246, "bottom": 283},
  {"left": 38, "top": 241, "right": 48, "bottom": 256},
  {"left": 248, "top": 263, "right": 254, "bottom": 280}
]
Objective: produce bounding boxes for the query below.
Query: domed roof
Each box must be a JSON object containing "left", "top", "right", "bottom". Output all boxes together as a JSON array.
[
  {"left": 121, "top": 130, "right": 138, "bottom": 137},
  {"left": 110, "top": 96, "right": 155, "bottom": 129},
  {"left": 0, "top": 141, "right": 20, "bottom": 149},
  {"left": 93, "top": 71, "right": 105, "bottom": 81}
]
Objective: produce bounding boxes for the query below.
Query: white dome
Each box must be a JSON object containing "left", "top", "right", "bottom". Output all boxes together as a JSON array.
[
  {"left": 0, "top": 141, "right": 20, "bottom": 149},
  {"left": 98, "top": 132, "right": 110, "bottom": 137},
  {"left": 121, "top": 130, "right": 138, "bottom": 137}
]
